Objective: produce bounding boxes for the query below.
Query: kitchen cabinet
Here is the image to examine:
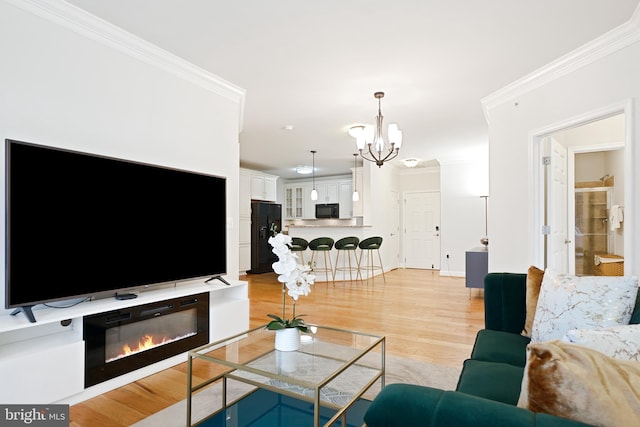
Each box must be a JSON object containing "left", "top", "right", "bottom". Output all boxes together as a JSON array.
[
  {"left": 240, "top": 168, "right": 279, "bottom": 273},
  {"left": 284, "top": 184, "right": 307, "bottom": 219},
  {"left": 338, "top": 181, "right": 353, "bottom": 218},
  {"left": 313, "top": 180, "right": 352, "bottom": 218},
  {"left": 239, "top": 170, "right": 252, "bottom": 273},
  {"left": 285, "top": 175, "right": 353, "bottom": 219},
  {"left": 250, "top": 172, "right": 277, "bottom": 201},
  {"left": 315, "top": 182, "right": 339, "bottom": 203}
]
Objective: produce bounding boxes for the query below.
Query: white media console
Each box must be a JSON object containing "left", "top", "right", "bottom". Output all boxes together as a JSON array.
[{"left": 0, "top": 279, "right": 249, "bottom": 405}]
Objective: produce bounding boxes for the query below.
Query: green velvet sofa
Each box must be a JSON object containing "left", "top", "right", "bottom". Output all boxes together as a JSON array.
[{"left": 364, "top": 272, "right": 640, "bottom": 427}]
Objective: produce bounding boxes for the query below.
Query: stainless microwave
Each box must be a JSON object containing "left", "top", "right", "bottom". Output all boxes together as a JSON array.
[{"left": 315, "top": 203, "right": 339, "bottom": 219}]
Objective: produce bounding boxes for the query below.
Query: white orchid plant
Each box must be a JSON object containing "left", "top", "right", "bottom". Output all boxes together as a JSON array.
[{"left": 266, "top": 232, "right": 315, "bottom": 332}]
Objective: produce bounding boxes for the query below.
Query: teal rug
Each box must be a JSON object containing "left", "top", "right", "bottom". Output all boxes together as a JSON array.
[
  {"left": 133, "top": 354, "right": 460, "bottom": 426},
  {"left": 198, "top": 387, "right": 369, "bottom": 427}
]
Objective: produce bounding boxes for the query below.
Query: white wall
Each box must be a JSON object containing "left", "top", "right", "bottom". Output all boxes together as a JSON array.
[
  {"left": 362, "top": 161, "right": 399, "bottom": 270},
  {"left": 608, "top": 149, "right": 626, "bottom": 255},
  {"left": 360, "top": 158, "right": 488, "bottom": 277},
  {"left": 398, "top": 167, "right": 440, "bottom": 192},
  {"left": 439, "top": 160, "right": 488, "bottom": 276},
  {"left": 575, "top": 152, "right": 608, "bottom": 181},
  {"left": 0, "top": 0, "right": 245, "bottom": 312},
  {"left": 554, "top": 113, "right": 625, "bottom": 149},
  {"left": 483, "top": 11, "right": 639, "bottom": 274}
]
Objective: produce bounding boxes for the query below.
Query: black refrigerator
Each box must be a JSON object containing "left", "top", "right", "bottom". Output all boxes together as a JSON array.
[{"left": 249, "top": 201, "right": 282, "bottom": 274}]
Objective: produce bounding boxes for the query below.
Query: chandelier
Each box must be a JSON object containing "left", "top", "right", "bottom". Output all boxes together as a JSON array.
[{"left": 349, "top": 91, "right": 403, "bottom": 167}]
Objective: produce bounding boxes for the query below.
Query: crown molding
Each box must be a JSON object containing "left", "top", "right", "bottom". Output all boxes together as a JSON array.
[
  {"left": 397, "top": 166, "right": 440, "bottom": 176},
  {"left": 7, "top": 0, "right": 246, "bottom": 129},
  {"left": 481, "top": 5, "right": 640, "bottom": 123}
]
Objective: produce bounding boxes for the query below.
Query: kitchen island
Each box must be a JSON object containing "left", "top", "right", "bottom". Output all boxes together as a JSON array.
[{"left": 286, "top": 222, "right": 376, "bottom": 282}]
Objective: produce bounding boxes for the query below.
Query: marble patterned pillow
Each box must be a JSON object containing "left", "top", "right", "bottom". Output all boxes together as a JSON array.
[
  {"left": 530, "top": 269, "right": 638, "bottom": 343},
  {"left": 562, "top": 324, "right": 640, "bottom": 361}
]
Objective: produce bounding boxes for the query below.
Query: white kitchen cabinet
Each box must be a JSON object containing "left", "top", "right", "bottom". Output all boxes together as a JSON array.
[
  {"left": 285, "top": 175, "right": 354, "bottom": 219},
  {"left": 241, "top": 168, "right": 279, "bottom": 272},
  {"left": 239, "top": 170, "right": 252, "bottom": 217},
  {"left": 284, "top": 184, "right": 307, "bottom": 219},
  {"left": 250, "top": 173, "right": 277, "bottom": 201},
  {"left": 239, "top": 216, "right": 251, "bottom": 272},
  {"left": 338, "top": 181, "right": 353, "bottom": 218},
  {"left": 303, "top": 189, "right": 316, "bottom": 219},
  {"left": 239, "top": 170, "right": 252, "bottom": 273},
  {"left": 316, "top": 182, "right": 339, "bottom": 203}
]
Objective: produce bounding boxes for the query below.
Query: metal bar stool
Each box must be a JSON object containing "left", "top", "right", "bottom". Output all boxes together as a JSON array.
[
  {"left": 288, "top": 237, "right": 309, "bottom": 265},
  {"left": 357, "top": 236, "right": 385, "bottom": 283},
  {"left": 308, "top": 237, "right": 334, "bottom": 282},
  {"left": 333, "top": 236, "right": 360, "bottom": 283}
]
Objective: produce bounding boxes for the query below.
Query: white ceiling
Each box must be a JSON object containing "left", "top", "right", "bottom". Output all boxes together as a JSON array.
[{"left": 67, "top": 0, "right": 639, "bottom": 179}]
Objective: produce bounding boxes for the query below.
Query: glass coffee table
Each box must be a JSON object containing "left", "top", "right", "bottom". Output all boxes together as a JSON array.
[{"left": 187, "top": 324, "right": 385, "bottom": 427}]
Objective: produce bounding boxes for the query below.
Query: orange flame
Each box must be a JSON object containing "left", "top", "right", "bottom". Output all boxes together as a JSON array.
[
  {"left": 107, "top": 331, "right": 197, "bottom": 363},
  {"left": 121, "top": 334, "right": 169, "bottom": 357}
]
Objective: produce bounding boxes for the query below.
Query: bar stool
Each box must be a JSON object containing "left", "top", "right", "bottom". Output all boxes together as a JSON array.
[
  {"left": 308, "top": 237, "right": 334, "bottom": 282},
  {"left": 357, "top": 236, "right": 385, "bottom": 282},
  {"left": 333, "top": 236, "right": 360, "bottom": 283},
  {"left": 288, "top": 237, "right": 309, "bottom": 265}
]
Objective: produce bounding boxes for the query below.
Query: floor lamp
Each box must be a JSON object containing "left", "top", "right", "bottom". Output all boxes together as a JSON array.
[{"left": 480, "top": 195, "right": 489, "bottom": 247}]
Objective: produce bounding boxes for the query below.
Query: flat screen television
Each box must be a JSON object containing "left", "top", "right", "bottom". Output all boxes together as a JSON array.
[{"left": 5, "top": 139, "right": 227, "bottom": 322}]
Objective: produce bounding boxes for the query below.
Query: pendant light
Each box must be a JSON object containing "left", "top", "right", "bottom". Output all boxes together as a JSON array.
[
  {"left": 310, "top": 150, "right": 318, "bottom": 201},
  {"left": 352, "top": 153, "right": 360, "bottom": 202}
]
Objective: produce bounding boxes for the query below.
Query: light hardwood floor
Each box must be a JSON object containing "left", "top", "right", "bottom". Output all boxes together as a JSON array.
[{"left": 70, "top": 268, "right": 485, "bottom": 426}]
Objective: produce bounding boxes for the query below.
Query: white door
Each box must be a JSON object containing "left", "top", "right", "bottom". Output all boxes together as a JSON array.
[
  {"left": 404, "top": 192, "right": 441, "bottom": 269},
  {"left": 544, "top": 136, "right": 569, "bottom": 273}
]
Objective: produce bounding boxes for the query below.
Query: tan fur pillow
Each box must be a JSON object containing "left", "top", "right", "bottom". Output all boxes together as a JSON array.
[
  {"left": 522, "top": 265, "right": 544, "bottom": 337},
  {"left": 518, "top": 340, "right": 640, "bottom": 427}
]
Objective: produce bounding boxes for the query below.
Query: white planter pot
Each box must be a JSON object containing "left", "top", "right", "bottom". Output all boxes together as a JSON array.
[
  {"left": 276, "top": 349, "right": 299, "bottom": 373},
  {"left": 274, "top": 328, "right": 300, "bottom": 352}
]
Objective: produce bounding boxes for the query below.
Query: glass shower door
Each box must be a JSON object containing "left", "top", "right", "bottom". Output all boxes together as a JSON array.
[{"left": 574, "top": 187, "right": 611, "bottom": 275}]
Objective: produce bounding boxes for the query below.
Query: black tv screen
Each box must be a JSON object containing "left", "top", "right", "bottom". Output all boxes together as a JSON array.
[{"left": 5, "top": 139, "right": 226, "bottom": 313}]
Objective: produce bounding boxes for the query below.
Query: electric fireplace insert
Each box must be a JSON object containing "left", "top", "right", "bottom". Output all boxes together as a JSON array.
[{"left": 84, "top": 292, "right": 209, "bottom": 387}]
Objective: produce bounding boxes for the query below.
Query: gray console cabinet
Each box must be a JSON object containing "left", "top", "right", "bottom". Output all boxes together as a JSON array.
[{"left": 465, "top": 247, "right": 488, "bottom": 289}]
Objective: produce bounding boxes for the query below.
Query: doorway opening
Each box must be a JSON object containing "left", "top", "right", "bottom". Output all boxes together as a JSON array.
[{"left": 532, "top": 104, "right": 630, "bottom": 275}]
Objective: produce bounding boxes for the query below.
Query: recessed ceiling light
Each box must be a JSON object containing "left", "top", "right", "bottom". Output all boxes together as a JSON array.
[
  {"left": 283, "top": 125, "right": 294, "bottom": 131},
  {"left": 295, "top": 165, "right": 313, "bottom": 174}
]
